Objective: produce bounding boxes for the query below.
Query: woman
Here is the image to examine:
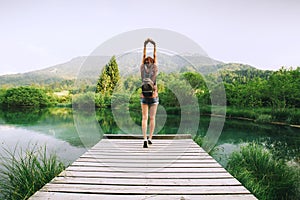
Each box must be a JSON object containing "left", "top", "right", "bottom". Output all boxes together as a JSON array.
[{"left": 140, "top": 38, "right": 158, "bottom": 148}]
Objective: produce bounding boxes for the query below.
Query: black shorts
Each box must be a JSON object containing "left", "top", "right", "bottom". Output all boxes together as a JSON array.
[{"left": 140, "top": 97, "right": 159, "bottom": 105}]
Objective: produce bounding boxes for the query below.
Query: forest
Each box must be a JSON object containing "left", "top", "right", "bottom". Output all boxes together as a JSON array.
[{"left": 0, "top": 56, "right": 299, "bottom": 125}]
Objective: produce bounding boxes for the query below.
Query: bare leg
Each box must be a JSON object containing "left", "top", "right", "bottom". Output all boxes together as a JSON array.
[
  {"left": 141, "top": 103, "right": 149, "bottom": 140},
  {"left": 149, "top": 104, "right": 158, "bottom": 140}
]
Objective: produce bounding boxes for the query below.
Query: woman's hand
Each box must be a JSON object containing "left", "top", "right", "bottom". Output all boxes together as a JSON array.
[
  {"left": 144, "top": 38, "right": 156, "bottom": 46},
  {"left": 149, "top": 39, "right": 156, "bottom": 46}
]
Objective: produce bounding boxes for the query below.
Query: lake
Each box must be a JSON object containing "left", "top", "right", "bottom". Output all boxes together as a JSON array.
[{"left": 0, "top": 107, "right": 299, "bottom": 167}]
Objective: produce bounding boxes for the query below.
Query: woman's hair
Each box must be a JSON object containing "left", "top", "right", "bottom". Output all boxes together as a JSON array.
[{"left": 144, "top": 56, "right": 154, "bottom": 64}]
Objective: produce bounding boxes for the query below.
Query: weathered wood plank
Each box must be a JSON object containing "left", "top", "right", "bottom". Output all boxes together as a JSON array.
[
  {"left": 75, "top": 158, "right": 218, "bottom": 163},
  {"left": 65, "top": 166, "right": 227, "bottom": 173},
  {"left": 71, "top": 161, "right": 221, "bottom": 168},
  {"left": 40, "top": 184, "right": 251, "bottom": 194},
  {"left": 30, "top": 192, "right": 257, "bottom": 200},
  {"left": 85, "top": 151, "right": 208, "bottom": 155},
  {"left": 51, "top": 176, "right": 242, "bottom": 186},
  {"left": 79, "top": 155, "right": 217, "bottom": 161},
  {"left": 103, "top": 134, "right": 192, "bottom": 139},
  {"left": 92, "top": 145, "right": 202, "bottom": 149},
  {"left": 58, "top": 171, "right": 234, "bottom": 179},
  {"left": 88, "top": 149, "right": 206, "bottom": 153}
]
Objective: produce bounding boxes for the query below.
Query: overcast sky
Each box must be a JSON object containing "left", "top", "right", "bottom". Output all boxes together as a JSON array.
[{"left": 0, "top": 0, "right": 299, "bottom": 75}]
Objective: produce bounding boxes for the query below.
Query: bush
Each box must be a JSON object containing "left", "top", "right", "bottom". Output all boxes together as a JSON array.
[
  {"left": 111, "top": 92, "right": 131, "bottom": 108},
  {"left": 0, "top": 145, "right": 65, "bottom": 200},
  {"left": 72, "top": 92, "right": 96, "bottom": 109},
  {"left": 255, "top": 114, "right": 272, "bottom": 123},
  {"left": 193, "top": 135, "right": 204, "bottom": 147},
  {"left": 1, "top": 86, "right": 54, "bottom": 108},
  {"left": 227, "top": 142, "right": 300, "bottom": 200}
]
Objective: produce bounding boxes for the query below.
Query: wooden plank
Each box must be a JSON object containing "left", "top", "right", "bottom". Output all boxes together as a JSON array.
[
  {"left": 103, "top": 134, "right": 192, "bottom": 139},
  {"left": 85, "top": 153, "right": 209, "bottom": 158},
  {"left": 98, "top": 138, "right": 194, "bottom": 142},
  {"left": 71, "top": 161, "right": 220, "bottom": 168},
  {"left": 65, "top": 166, "right": 227, "bottom": 173},
  {"left": 89, "top": 147, "right": 204, "bottom": 151},
  {"left": 30, "top": 192, "right": 257, "bottom": 200},
  {"left": 93, "top": 144, "right": 202, "bottom": 149},
  {"left": 58, "top": 171, "right": 234, "bottom": 179},
  {"left": 68, "top": 162, "right": 222, "bottom": 169},
  {"left": 97, "top": 140, "right": 196, "bottom": 145},
  {"left": 76, "top": 158, "right": 218, "bottom": 163},
  {"left": 51, "top": 176, "right": 242, "bottom": 186},
  {"left": 95, "top": 139, "right": 200, "bottom": 146},
  {"left": 97, "top": 141, "right": 195, "bottom": 145},
  {"left": 88, "top": 149, "right": 206, "bottom": 153},
  {"left": 96, "top": 141, "right": 200, "bottom": 146},
  {"left": 86, "top": 150, "right": 207, "bottom": 155},
  {"left": 40, "top": 184, "right": 251, "bottom": 195},
  {"left": 81, "top": 155, "right": 213, "bottom": 159}
]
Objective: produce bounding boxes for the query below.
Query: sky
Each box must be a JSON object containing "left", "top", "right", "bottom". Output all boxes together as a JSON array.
[{"left": 0, "top": 0, "right": 299, "bottom": 75}]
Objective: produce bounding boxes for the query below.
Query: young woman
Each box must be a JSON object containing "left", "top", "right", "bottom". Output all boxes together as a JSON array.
[{"left": 140, "top": 38, "right": 158, "bottom": 148}]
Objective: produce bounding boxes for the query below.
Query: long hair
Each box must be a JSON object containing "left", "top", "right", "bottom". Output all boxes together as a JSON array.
[{"left": 144, "top": 56, "right": 154, "bottom": 65}]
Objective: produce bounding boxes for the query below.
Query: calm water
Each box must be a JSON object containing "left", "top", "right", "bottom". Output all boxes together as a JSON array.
[{"left": 0, "top": 107, "right": 299, "bottom": 166}]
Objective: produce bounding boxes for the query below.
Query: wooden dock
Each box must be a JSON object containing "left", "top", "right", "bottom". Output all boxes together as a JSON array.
[{"left": 30, "top": 134, "right": 257, "bottom": 200}]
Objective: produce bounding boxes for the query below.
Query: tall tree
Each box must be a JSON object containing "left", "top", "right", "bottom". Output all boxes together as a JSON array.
[{"left": 96, "top": 56, "right": 120, "bottom": 95}]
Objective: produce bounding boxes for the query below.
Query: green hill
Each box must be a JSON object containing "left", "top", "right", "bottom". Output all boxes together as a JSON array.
[{"left": 0, "top": 54, "right": 259, "bottom": 87}]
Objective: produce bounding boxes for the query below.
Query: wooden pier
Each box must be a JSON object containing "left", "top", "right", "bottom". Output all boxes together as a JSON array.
[{"left": 30, "top": 134, "right": 257, "bottom": 200}]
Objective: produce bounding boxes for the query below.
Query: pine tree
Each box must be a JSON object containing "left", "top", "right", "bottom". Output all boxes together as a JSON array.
[{"left": 96, "top": 56, "right": 120, "bottom": 95}]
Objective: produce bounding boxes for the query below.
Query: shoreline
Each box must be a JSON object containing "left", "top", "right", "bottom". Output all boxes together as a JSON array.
[{"left": 208, "top": 113, "right": 300, "bottom": 129}]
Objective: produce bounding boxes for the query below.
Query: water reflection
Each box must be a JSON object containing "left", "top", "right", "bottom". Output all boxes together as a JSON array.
[
  {"left": 0, "top": 107, "right": 299, "bottom": 166},
  {"left": 0, "top": 107, "right": 46, "bottom": 125}
]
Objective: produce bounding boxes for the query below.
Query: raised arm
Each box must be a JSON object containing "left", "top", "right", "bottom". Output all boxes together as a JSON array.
[
  {"left": 142, "top": 42, "right": 147, "bottom": 64},
  {"left": 142, "top": 38, "right": 151, "bottom": 64},
  {"left": 153, "top": 42, "right": 157, "bottom": 64},
  {"left": 148, "top": 39, "right": 157, "bottom": 63}
]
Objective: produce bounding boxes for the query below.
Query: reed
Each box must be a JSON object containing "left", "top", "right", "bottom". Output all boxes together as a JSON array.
[
  {"left": 227, "top": 142, "right": 300, "bottom": 200},
  {"left": 0, "top": 144, "right": 65, "bottom": 200}
]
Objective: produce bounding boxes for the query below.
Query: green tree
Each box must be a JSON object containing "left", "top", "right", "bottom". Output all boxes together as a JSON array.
[
  {"left": 96, "top": 56, "right": 121, "bottom": 95},
  {"left": 266, "top": 67, "right": 300, "bottom": 110},
  {"left": 182, "top": 72, "right": 206, "bottom": 89}
]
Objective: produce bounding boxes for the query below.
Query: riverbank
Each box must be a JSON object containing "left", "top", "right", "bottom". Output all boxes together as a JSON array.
[
  {"left": 208, "top": 114, "right": 300, "bottom": 129},
  {"left": 163, "top": 105, "right": 300, "bottom": 128}
]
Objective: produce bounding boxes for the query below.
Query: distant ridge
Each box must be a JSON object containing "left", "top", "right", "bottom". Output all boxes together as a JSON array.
[{"left": 0, "top": 54, "right": 257, "bottom": 87}]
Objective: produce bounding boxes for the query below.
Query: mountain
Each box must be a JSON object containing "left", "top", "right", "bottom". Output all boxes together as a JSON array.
[{"left": 0, "top": 54, "right": 257, "bottom": 87}]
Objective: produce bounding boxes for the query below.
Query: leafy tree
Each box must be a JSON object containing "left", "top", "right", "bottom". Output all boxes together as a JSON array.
[
  {"left": 96, "top": 56, "right": 120, "bottom": 95},
  {"left": 266, "top": 67, "right": 300, "bottom": 110},
  {"left": 181, "top": 72, "right": 210, "bottom": 105},
  {"left": 182, "top": 72, "right": 206, "bottom": 89},
  {"left": 123, "top": 75, "right": 140, "bottom": 92}
]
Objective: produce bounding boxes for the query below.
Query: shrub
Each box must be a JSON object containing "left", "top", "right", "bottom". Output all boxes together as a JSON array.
[
  {"left": 1, "top": 86, "right": 54, "bottom": 108},
  {"left": 255, "top": 114, "right": 272, "bottom": 123},
  {"left": 72, "top": 92, "right": 96, "bottom": 109}
]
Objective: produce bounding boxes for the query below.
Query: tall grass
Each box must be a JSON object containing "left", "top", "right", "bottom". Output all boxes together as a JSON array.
[
  {"left": 0, "top": 144, "right": 65, "bottom": 200},
  {"left": 227, "top": 142, "right": 300, "bottom": 200}
]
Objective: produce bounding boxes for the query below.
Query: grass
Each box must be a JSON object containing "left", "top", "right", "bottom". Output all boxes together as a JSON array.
[
  {"left": 226, "top": 142, "right": 300, "bottom": 200},
  {"left": 0, "top": 144, "right": 65, "bottom": 200}
]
